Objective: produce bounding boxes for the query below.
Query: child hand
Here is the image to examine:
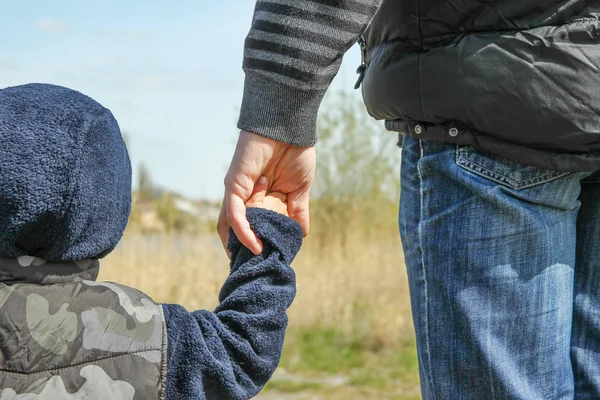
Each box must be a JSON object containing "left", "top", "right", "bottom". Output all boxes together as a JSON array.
[{"left": 246, "top": 176, "right": 288, "bottom": 217}]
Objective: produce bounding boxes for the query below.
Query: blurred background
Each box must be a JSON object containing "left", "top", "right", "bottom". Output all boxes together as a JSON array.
[{"left": 0, "top": 1, "right": 418, "bottom": 398}]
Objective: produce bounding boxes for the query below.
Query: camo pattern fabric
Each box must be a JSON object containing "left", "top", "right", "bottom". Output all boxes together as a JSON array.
[{"left": 0, "top": 257, "right": 168, "bottom": 400}]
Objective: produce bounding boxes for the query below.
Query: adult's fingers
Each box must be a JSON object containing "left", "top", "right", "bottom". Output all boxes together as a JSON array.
[
  {"left": 217, "top": 200, "right": 231, "bottom": 253},
  {"left": 227, "top": 193, "right": 263, "bottom": 255},
  {"left": 288, "top": 188, "right": 310, "bottom": 237},
  {"left": 246, "top": 176, "right": 268, "bottom": 206}
]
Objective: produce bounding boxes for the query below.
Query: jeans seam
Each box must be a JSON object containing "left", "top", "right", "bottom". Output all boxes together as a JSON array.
[
  {"left": 417, "top": 139, "right": 436, "bottom": 399},
  {"left": 456, "top": 145, "right": 571, "bottom": 190}
]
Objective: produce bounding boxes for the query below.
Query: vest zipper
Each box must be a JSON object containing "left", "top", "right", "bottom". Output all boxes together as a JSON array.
[{"left": 354, "top": 36, "right": 367, "bottom": 89}]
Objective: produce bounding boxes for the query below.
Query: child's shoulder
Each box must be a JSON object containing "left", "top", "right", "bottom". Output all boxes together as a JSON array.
[{"left": 0, "top": 279, "right": 167, "bottom": 398}]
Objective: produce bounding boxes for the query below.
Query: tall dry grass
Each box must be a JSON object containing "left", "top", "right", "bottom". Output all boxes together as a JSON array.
[
  {"left": 100, "top": 91, "right": 413, "bottom": 349},
  {"left": 99, "top": 221, "right": 412, "bottom": 349}
]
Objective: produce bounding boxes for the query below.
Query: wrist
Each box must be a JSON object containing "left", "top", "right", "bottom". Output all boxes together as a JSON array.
[{"left": 237, "top": 72, "right": 323, "bottom": 147}]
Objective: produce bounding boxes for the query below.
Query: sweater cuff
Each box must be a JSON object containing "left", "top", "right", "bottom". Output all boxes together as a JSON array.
[
  {"left": 227, "top": 208, "right": 303, "bottom": 264},
  {"left": 237, "top": 72, "right": 326, "bottom": 147}
]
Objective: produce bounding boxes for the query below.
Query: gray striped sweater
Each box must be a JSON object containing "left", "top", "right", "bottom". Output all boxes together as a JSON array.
[{"left": 238, "top": 0, "right": 382, "bottom": 146}]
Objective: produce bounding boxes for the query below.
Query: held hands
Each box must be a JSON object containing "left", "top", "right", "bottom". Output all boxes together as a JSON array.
[
  {"left": 246, "top": 176, "right": 288, "bottom": 216},
  {"left": 218, "top": 131, "right": 316, "bottom": 256}
]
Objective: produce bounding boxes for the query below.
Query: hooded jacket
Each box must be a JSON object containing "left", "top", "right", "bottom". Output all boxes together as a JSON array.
[{"left": 0, "top": 84, "right": 301, "bottom": 400}]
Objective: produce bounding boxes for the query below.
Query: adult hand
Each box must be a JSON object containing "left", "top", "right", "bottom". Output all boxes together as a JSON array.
[{"left": 218, "top": 130, "right": 316, "bottom": 255}]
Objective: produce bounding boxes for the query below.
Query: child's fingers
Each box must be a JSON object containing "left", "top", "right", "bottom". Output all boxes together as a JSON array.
[
  {"left": 269, "top": 192, "right": 287, "bottom": 203},
  {"left": 247, "top": 176, "right": 268, "bottom": 205},
  {"left": 259, "top": 192, "right": 289, "bottom": 216}
]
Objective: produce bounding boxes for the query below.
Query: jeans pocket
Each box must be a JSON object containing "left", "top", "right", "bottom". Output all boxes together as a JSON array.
[{"left": 455, "top": 145, "right": 570, "bottom": 190}]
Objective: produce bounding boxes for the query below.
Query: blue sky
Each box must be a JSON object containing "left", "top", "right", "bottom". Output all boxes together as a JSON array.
[{"left": 0, "top": 0, "right": 362, "bottom": 200}]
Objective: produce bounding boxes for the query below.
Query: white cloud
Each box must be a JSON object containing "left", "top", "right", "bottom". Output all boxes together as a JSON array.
[{"left": 34, "top": 17, "right": 69, "bottom": 33}]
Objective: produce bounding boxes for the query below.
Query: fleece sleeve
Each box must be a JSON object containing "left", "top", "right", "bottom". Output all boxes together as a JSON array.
[
  {"left": 162, "top": 208, "right": 302, "bottom": 400},
  {"left": 238, "top": 0, "right": 383, "bottom": 146}
]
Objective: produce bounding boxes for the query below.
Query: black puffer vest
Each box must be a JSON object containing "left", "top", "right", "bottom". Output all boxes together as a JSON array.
[{"left": 360, "top": 0, "right": 600, "bottom": 172}]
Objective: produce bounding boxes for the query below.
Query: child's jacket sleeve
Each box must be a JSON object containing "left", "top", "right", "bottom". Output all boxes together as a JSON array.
[{"left": 162, "top": 208, "right": 302, "bottom": 400}]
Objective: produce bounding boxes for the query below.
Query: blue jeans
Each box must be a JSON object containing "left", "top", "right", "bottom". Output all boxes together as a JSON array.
[{"left": 399, "top": 135, "right": 600, "bottom": 400}]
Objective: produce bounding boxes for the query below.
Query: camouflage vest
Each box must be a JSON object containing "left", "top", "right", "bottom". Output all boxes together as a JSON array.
[{"left": 0, "top": 256, "right": 168, "bottom": 400}]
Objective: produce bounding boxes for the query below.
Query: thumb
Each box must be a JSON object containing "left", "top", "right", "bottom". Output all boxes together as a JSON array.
[{"left": 246, "top": 176, "right": 269, "bottom": 207}]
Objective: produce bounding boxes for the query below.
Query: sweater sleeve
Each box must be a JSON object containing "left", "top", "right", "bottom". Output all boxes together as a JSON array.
[
  {"left": 237, "top": 0, "right": 383, "bottom": 147},
  {"left": 162, "top": 208, "right": 302, "bottom": 400}
]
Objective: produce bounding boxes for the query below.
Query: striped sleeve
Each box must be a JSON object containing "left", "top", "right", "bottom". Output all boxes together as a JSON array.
[{"left": 237, "top": 0, "right": 382, "bottom": 146}]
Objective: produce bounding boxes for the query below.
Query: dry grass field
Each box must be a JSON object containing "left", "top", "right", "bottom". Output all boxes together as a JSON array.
[
  {"left": 99, "top": 224, "right": 420, "bottom": 399},
  {"left": 99, "top": 92, "right": 420, "bottom": 398}
]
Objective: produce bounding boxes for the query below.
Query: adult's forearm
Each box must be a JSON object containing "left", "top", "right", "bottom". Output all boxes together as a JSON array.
[{"left": 238, "top": 0, "right": 382, "bottom": 146}]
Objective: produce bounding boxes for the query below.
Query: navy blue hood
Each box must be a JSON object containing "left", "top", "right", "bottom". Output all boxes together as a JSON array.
[{"left": 0, "top": 83, "right": 131, "bottom": 261}]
